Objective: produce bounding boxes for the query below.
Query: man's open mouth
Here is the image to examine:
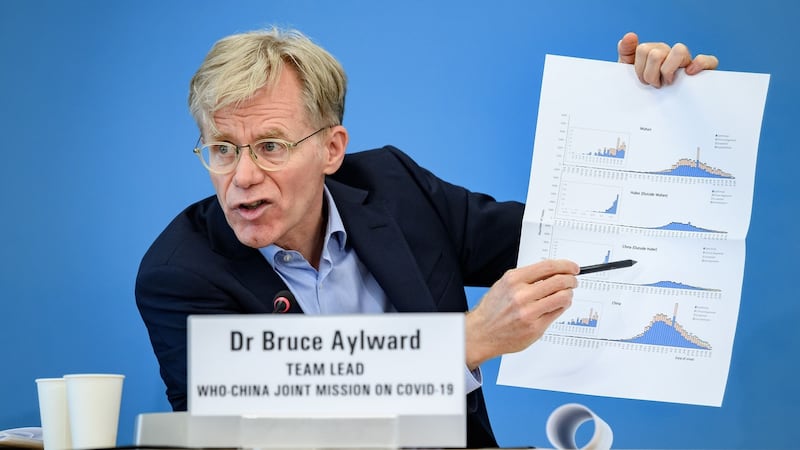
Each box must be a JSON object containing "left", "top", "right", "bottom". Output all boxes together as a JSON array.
[{"left": 240, "top": 200, "right": 267, "bottom": 210}]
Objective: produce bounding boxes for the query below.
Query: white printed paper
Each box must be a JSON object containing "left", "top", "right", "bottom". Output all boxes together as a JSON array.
[{"left": 497, "top": 55, "right": 769, "bottom": 406}]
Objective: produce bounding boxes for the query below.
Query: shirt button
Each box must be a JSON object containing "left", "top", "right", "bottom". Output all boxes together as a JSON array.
[{"left": 282, "top": 253, "right": 292, "bottom": 263}]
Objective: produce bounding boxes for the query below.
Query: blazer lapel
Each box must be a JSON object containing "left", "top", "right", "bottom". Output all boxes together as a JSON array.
[
  {"left": 205, "top": 197, "right": 301, "bottom": 313},
  {"left": 227, "top": 251, "right": 305, "bottom": 314},
  {"left": 327, "top": 179, "right": 437, "bottom": 313}
]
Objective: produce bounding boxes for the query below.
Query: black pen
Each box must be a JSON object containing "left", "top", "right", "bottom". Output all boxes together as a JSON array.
[{"left": 578, "top": 259, "right": 637, "bottom": 275}]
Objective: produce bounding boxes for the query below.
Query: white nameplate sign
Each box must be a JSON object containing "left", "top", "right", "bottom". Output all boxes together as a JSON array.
[{"left": 187, "top": 313, "right": 465, "bottom": 417}]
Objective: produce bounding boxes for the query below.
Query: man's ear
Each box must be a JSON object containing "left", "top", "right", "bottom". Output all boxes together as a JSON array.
[{"left": 323, "top": 125, "right": 348, "bottom": 174}]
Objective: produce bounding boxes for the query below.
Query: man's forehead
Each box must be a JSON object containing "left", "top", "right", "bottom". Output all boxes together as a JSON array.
[{"left": 205, "top": 72, "right": 308, "bottom": 139}]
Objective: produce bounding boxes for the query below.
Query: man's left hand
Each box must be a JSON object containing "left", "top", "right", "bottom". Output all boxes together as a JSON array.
[{"left": 617, "top": 31, "right": 719, "bottom": 88}]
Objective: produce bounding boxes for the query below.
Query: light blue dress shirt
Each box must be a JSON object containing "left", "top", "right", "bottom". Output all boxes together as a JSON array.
[
  {"left": 259, "top": 186, "right": 481, "bottom": 393},
  {"left": 260, "top": 188, "right": 392, "bottom": 315}
]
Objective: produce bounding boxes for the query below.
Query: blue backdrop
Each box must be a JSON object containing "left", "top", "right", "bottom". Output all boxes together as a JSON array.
[{"left": 1, "top": 1, "right": 796, "bottom": 448}]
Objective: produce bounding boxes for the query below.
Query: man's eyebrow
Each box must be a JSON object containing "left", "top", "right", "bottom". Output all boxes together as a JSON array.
[
  {"left": 207, "top": 135, "right": 235, "bottom": 143},
  {"left": 209, "top": 129, "right": 288, "bottom": 142},
  {"left": 205, "top": 131, "right": 236, "bottom": 142},
  {"left": 254, "top": 129, "right": 288, "bottom": 140}
]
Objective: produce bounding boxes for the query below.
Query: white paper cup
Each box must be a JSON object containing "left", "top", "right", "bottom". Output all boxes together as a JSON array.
[
  {"left": 36, "top": 378, "right": 72, "bottom": 450},
  {"left": 64, "top": 374, "right": 125, "bottom": 449}
]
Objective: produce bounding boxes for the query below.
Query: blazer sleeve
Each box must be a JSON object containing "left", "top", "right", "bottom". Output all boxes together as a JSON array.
[{"left": 136, "top": 263, "right": 229, "bottom": 410}]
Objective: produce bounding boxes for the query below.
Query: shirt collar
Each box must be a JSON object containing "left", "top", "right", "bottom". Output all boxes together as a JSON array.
[{"left": 323, "top": 184, "right": 347, "bottom": 252}]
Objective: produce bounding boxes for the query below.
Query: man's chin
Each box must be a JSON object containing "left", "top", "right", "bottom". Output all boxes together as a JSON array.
[{"left": 231, "top": 226, "right": 275, "bottom": 249}]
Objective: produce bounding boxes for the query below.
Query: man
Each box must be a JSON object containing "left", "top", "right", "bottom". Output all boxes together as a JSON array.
[{"left": 136, "top": 28, "right": 717, "bottom": 447}]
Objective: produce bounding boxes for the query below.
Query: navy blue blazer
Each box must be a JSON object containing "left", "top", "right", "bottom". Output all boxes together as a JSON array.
[{"left": 136, "top": 146, "right": 524, "bottom": 448}]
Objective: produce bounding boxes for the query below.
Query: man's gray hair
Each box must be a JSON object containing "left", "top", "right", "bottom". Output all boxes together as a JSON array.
[{"left": 189, "top": 28, "right": 347, "bottom": 136}]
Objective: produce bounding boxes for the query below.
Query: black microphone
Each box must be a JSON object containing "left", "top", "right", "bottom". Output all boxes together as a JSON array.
[{"left": 272, "top": 290, "right": 294, "bottom": 314}]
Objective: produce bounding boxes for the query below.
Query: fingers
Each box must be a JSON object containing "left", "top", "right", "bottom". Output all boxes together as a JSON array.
[
  {"left": 686, "top": 54, "right": 719, "bottom": 75},
  {"left": 512, "top": 259, "right": 580, "bottom": 284},
  {"left": 505, "top": 260, "right": 578, "bottom": 314},
  {"left": 520, "top": 273, "right": 577, "bottom": 311},
  {"left": 510, "top": 278, "right": 575, "bottom": 339},
  {"left": 659, "top": 43, "right": 693, "bottom": 85},
  {"left": 634, "top": 43, "right": 664, "bottom": 86},
  {"left": 635, "top": 42, "right": 687, "bottom": 87},
  {"left": 626, "top": 37, "right": 718, "bottom": 88},
  {"left": 501, "top": 266, "right": 577, "bottom": 321}
]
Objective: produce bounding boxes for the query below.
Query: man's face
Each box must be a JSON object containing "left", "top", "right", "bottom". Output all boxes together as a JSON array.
[{"left": 207, "top": 66, "right": 343, "bottom": 252}]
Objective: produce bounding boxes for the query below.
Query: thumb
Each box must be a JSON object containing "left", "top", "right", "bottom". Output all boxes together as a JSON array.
[{"left": 617, "top": 31, "right": 639, "bottom": 64}]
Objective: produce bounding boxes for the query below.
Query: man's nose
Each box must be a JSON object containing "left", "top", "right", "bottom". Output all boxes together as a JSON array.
[{"left": 231, "top": 146, "right": 265, "bottom": 188}]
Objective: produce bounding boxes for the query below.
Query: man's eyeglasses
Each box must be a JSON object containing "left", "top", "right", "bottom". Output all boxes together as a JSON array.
[{"left": 193, "top": 126, "right": 330, "bottom": 174}]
